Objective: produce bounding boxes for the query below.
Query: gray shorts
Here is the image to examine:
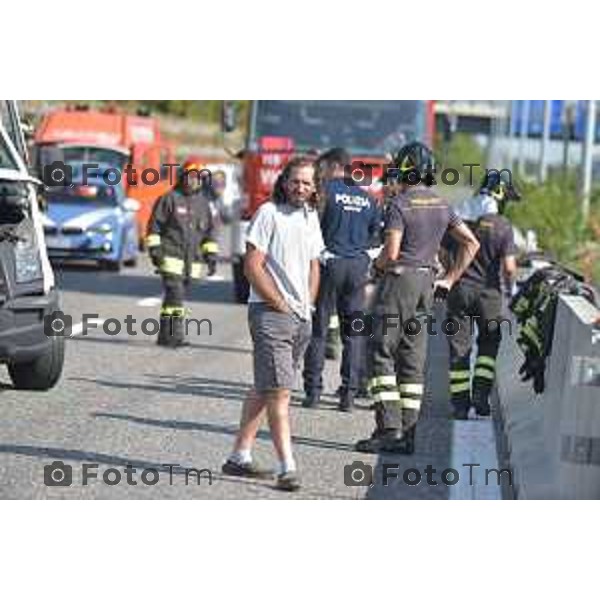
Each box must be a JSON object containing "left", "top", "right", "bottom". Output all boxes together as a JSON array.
[{"left": 248, "top": 303, "right": 312, "bottom": 393}]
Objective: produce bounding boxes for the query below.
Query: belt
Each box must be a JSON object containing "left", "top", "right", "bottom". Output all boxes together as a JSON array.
[{"left": 388, "top": 265, "right": 433, "bottom": 275}]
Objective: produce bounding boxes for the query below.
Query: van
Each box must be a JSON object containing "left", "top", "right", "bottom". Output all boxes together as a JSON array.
[{"left": 0, "top": 100, "right": 64, "bottom": 389}]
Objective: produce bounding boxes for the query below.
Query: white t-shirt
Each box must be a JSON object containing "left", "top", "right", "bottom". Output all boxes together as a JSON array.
[{"left": 246, "top": 201, "right": 325, "bottom": 321}]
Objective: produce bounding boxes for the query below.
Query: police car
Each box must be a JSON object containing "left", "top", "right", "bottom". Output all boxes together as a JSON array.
[{"left": 43, "top": 164, "right": 140, "bottom": 270}]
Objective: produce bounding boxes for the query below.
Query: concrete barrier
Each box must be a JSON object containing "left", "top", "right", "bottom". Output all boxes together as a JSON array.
[{"left": 496, "top": 294, "right": 600, "bottom": 499}]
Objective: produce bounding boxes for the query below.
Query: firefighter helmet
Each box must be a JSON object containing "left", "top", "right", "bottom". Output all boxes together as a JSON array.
[
  {"left": 393, "top": 142, "right": 436, "bottom": 185},
  {"left": 479, "top": 171, "right": 521, "bottom": 202}
]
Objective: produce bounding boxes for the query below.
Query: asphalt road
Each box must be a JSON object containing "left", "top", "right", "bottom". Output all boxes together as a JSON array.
[{"left": 0, "top": 233, "right": 502, "bottom": 500}]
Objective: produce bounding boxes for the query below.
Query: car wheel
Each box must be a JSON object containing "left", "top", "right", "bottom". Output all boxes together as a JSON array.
[{"left": 8, "top": 335, "right": 65, "bottom": 391}]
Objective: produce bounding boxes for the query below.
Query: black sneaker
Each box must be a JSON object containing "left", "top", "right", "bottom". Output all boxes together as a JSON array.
[
  {"left": 221, "top": 460, "right": 273, "bottom": 480},
  {"left": 302, "top": 393, "right": 320, "bottom": 408},
  {"left": 276, "top": 471, "right": 301, "bottom": 492}
]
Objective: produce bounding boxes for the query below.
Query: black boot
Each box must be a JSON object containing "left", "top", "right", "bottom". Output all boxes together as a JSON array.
[
  {"left": 157, "top": 316, "right": 177, "bottom": 347},
  {"left": 338, "top": 391, "right": 354, "bottom": 412},
  {"left": 171, "top": 316, "right": 190, "bottom": 348},
  {"left": 355, "top": 428, "right": 409, "bottom": 454},
  {"left": 302, "top": 392, "right": 320, "bottom": 408}
]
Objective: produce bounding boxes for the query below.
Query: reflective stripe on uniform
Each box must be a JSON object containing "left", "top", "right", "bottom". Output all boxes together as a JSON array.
[
  {"left": 201, "top": 241, "right": 219, "bottom": 254},
  {"left": 401, "top": 398, "right": 422, "bottom": 410},
  {"left": 450, "top": 381, "right": 471, "bottom": 394},
  {"left": 450, "top": 370, "right": 470, "bottom": 381},
  {"left": 368, "top": 375, "right": 397, "bottom": 392},
  {"left": 522, "top": 323, "right": 542, "bottom": 352},
  {"left": 399, "top": 383, "right": 424, "bottom": 395},
  {"left": 476, "top": 356, "right": 496, "bottom": 369},
  {"left": 328, "top": 314, "right": 340, "bottom": 329},
  {"left": 161, "top": 306, "right": 186, "bottom": 317},
  {"left": 373, "top": 390, "right": 401, "bottom": 402},
  {"left": 190, "top": 262, "right": 203, "bottom": 279},
  {"left": 146, "top": 234, "right": 161, "bottom": 248},
  {"left": 474, "top": 367, "right": 495, "bottom": 380},
  {"left": 398, "top": 383, "right": 423, "bottom": 410},
  {"left": 161, "top": 256, "right": 185, "bottom": 276}
]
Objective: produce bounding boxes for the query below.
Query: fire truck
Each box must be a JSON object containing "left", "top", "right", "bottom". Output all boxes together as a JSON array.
[
  {"left": 227, "top": 100, "right": 435, "bottom": 302},
  {"left": 33, "top": 105, "right": 176, "bottom": 237}
]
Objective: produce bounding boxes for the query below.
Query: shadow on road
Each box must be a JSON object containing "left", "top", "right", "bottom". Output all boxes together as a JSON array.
[
  {"left": 70, "top": 335, "right": 252, "bottom": 355},
  {"left": 70, "top": 375, "right": 251, "bottom": 403},
  {"left": 55, "top": 266, "right": 235, "bottom": 305},
  {"left": 92, "top": 411, "right": 357, "bottom": 453}
]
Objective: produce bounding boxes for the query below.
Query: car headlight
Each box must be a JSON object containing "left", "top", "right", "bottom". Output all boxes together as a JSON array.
[{"left": 15, "top": 235, "right": 43, "bottom": 283}]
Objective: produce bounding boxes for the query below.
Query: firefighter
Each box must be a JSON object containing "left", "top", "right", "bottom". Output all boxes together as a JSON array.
[
  {"left": 203, "top": 168, "right": 226, "bottom": 277},
  {"left": 355, "top": 142, "right": 480, "bottom": 454},
  {"left": 444, "top": 173, "right": 520, "bottom": 418},
  {"left": 302, "top": 148, "right": 382, "bottom": 411},
  {"left": 145, "top": 159, "right": 215, "bottom": 348}
]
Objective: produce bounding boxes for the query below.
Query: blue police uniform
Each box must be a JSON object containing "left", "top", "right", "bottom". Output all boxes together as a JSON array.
[{"left": 302, "top": 178, "right": 382, "bottom": 407}]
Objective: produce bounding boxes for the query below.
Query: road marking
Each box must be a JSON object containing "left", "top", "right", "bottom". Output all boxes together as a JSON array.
[
  {"left": 70, "top": 319, "right": 105, "bottom": 337},
  {"left": 449, "top": 418, "right": 503, "bottom": 500},
  {"left": 137, "top": 297, "right": 162, "bottom": 307}
]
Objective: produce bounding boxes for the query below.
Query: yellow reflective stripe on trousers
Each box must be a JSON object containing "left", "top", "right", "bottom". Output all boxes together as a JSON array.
[
  {"left": 201, "top": 241, "right": 219, "bottom": 254},
  {"left": 399, "top": 383, "right": 424, "bottom": 395},
  {"left": 368, "top": 375, "right": 397, "bottom": 391},
  {"left": 474, "top": 367, "right": 495, "bottom": 380},
  {"left": 146, "top": 234, "right": 161, "bottom": 248},
  {"left": 402, "top": 398, "right": 422, "bottom": 410},
  {"left": 450, "top": 381, "right": 471, "bottom": 394},
  {"left": 328, "top": 314, "right": 340, "bottom": 329},
  {"left": 373, "top": 390, "right": 401, "bottom": 402},
  {"left": 476, "top": 356, "right": 496, "bottom": 368},
  {"left": 161, "top": 256, "right": 185, "bottom": 276},
  {"left": 190, "top": 262, "right": 203, "bottom": 279},
  {"left": 450, "top": 370, "right": 470, "bottom": 381},
  {"left": 161, "top": 306, "right": 186, "bottom": 317}
]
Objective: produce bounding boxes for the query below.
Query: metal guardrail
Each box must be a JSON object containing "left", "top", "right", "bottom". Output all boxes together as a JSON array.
[{"left": 496, "top": 293, "right": 600, "bottom": 498}]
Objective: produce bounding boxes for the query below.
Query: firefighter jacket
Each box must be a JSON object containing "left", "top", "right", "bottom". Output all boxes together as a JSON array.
[{"left": 146, "top": 188, "right": 215, "bottom": 279}]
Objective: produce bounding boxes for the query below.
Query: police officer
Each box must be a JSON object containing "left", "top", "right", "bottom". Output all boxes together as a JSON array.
[
  {"left": 444, "top": 172, "right": 519, "bottom": 418},
  {"left": 355, "top": 142, "right": 480, "bottom": 454},
  {"left": 145, "top": 159, "right": 215, "bottom": 347},
  {"left": 302, "top": 148, "right": 382, "bottom": 411}
]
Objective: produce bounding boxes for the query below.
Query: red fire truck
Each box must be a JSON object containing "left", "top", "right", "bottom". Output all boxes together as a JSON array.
[
  {"left": 229, "top": 100, "right": 435, "bottom": 302},
  {"left": 33, "top": 105, "right": 176, "bottom": 237}
]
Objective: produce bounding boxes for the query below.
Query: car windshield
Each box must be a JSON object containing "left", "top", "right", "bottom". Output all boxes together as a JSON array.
[
  {"left": 47, "top": 184, "right": 119, "bottom": 206},
  {"left": 37, "top": 145, "right": 128, "bottom": 171},
  {"left": 0, "top": 133, "right": 18, "bottom": 171},
  {"left": 0, "top": 101, "right": 21, "bottom": 170},
  {"left": 252, "top": 100, "right": 425, "bottom": 156}
]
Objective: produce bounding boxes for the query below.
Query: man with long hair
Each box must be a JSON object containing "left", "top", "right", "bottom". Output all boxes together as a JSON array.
[{"left": 222, "top": 158, "right": 324, "bottom": 492}]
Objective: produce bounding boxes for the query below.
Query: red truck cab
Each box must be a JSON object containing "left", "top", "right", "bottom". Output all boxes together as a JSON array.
[{"left": 230, "top": 100, "right": 435, "bottom": 302}]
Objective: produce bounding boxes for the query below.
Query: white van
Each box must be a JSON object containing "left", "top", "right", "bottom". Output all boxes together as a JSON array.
[{"left": 0, "top": 100, "right": 64, "bottom": 389}]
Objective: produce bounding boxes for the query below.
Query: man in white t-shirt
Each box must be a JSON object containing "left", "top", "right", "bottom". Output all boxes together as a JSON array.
[{"left": 222, "top": 158, "right": 324, "bottom": 492}]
